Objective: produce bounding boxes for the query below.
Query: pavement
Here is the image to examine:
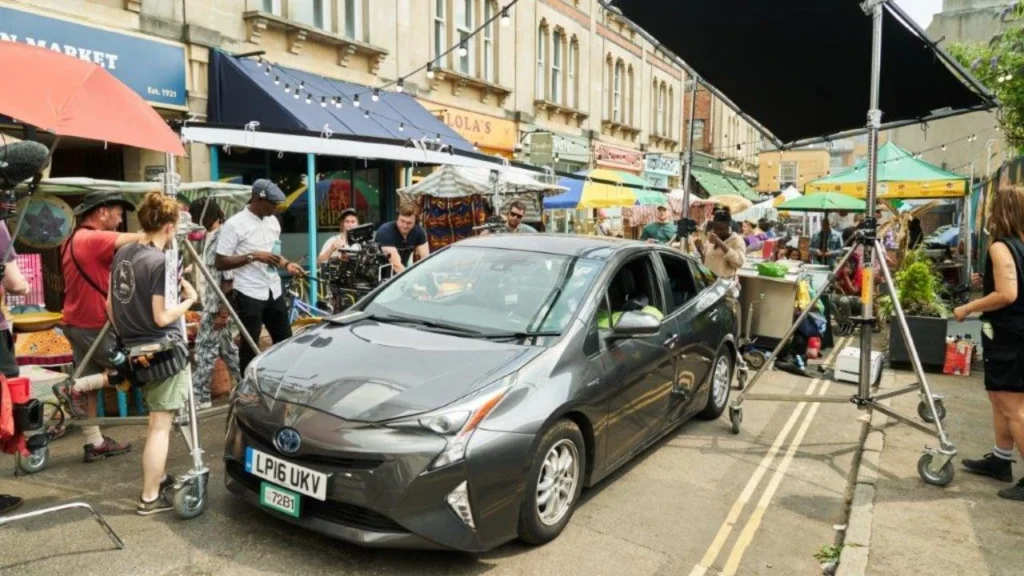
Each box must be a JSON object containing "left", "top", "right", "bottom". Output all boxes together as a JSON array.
[{"left": 0, "top": 334, "right": 1018, "bottom": 576}]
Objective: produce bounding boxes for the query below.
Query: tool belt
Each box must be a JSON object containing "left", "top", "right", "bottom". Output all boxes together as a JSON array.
[{"left": 127, "top": 340, "right": 189, "bottom": 384}]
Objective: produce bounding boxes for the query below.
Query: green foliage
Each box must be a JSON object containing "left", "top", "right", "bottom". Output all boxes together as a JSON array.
[
  {"left": 877, "top": 250, "right": 949, "bottom": 319},
  {"left": 814, "top": 544, "right": 843, "bottom": 564},
  {"left": 948, "top": 4, "right": 1024, "bottom": 148}
]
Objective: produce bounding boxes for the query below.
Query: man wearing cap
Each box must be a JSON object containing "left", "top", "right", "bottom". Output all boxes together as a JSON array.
[
  {"left": 54, "top": 192, "right": 144, "bottom": 462},
  {"left": 640, "top": 205, "right": 676, "bottom": 244},
  {"left": 215, "top": 180, "right": 304, "bottom": 372}
]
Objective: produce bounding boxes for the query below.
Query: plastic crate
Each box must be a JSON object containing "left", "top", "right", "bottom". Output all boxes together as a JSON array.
[{"left": 5, "top": 254, "right": 45, "bottom": 308}]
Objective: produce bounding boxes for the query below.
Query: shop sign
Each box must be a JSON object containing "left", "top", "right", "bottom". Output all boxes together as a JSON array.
[
  {"left": 423, "top": 102, "right": 517, "bottom": 152},
  {"left": 529, "top": 132, "right": 554, "bottom": 166},
  {"left": 145, "top": 165, "right": 166, "bottom": 181},
  {"left": 645, "top": 154, "right": 681, "bottom": 176},
  {"left": 553, "top": 134, "right": 590, "bottom": 165},
  {"left": 594, "top": 142, "right": 643, "bottom": 172},
  {"left": 0, "top": 5, "right": 187, "bottom": 108}
]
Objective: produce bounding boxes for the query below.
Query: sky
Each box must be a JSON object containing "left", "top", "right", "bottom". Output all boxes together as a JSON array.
[{"left": 896, "top": 0, "right": 944, "bottom": 28}]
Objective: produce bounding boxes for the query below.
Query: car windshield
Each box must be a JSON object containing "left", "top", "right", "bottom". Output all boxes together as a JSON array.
[{"left": 363, "top": 246, "right": 603, "bottom": 337}]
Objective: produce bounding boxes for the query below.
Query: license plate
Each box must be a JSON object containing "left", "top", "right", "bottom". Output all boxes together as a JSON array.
[
  {"left": 244, "top": 447, "right": 330, "bottom": 501},
  {"left": 260, "top": 482, "right": 301, "bottom": 518}
]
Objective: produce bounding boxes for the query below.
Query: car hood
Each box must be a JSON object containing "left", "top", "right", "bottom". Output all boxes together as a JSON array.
[{"left": 254, "top": 321, "right": 542, "bottom": 423}]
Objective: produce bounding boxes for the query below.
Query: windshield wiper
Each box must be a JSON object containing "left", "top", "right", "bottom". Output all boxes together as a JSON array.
[
  {"left": 473, "top": 331, "right": 562, "bottom": 340},
  {"left": 325, "top": 311, "right": 479, "bottom": 334}
]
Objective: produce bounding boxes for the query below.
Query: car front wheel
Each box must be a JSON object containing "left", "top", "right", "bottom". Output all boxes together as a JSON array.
[
  {"left": 698, "top": 349, "right": 733, "bottom": 420},
  {"left": 518, "top": 419, "right": 586, "bottom": 545}
]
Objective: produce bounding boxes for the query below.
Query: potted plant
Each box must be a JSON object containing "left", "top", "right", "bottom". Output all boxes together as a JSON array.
[{"left": 878, "top": 249, "right": 950, "bottom": 372}]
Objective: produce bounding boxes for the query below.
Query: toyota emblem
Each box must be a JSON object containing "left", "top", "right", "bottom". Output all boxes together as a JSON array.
[{"left": 274, "top": 427, "right": 302, "bottom": 455}]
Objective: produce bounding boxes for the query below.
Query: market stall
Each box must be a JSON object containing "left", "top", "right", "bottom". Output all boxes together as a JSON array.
[{"left": 543, "top": 169, "right": 663, "bottom": 236}]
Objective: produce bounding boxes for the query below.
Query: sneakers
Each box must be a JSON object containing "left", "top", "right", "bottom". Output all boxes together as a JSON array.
[
  {"left": 83, "top": 436, "right": 132, "bottom": 463},
  {"left": 998, "top": 478, "right": 1024, "bottom": 501},
  {"left": 52, "top": 379, "right": 88, "bottom": 419},
  {"left": 962, "top": 453, "right": 1015, "bottom": 483},
  {"left": 136, "top": 492, "right": 173, "bottom": 516},
  {"left": 0, "top": 494, "right": 23, "bottom": 516}
]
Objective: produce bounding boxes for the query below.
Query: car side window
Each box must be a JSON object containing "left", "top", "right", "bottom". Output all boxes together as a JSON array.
[
  {"left": 658, "top": 253, "right": 701, "bottom": 315},
  {"left": 592, "top": 255, "right": 666, "bottom": 330}
]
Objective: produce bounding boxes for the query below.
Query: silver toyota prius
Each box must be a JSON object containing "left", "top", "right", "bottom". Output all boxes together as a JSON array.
[{"left": 224, "top": 234, "right": 738, "bottom": 552}]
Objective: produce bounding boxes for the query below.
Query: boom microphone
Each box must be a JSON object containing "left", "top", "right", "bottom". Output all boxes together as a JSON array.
[{"left": 0, "top": 141, "right": 50, "bottom": 189}]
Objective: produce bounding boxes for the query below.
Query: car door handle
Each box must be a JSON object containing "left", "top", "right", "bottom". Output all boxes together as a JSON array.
[{"left": 663, "top": 333, "right": 679, "bottom": 348}]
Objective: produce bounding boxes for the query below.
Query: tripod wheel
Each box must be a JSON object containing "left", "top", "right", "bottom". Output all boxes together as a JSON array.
[
  {"left": 917, "top": 399, "right": 946, "bottom": 424},
  {"left": 917, "top": 453, "right": 955, "bottom": 487},
  {"left": 729, "top": 407, "right": 742, "bottom": 435},
  {"left": 16, "top": 446, "right": 49, "bottom": 475},
  {"left": 173, "top": 477, "right": 207, "bottom": 519}
]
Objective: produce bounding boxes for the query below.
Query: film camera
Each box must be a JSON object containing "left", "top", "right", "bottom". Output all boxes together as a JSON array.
[{"left": 321, "top": 223, "right": 394, "bottom": 309}]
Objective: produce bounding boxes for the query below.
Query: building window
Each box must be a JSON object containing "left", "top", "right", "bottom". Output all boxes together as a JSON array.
[
  {"left": 434, "top": 0, "right": 446, "bottom": 63},
  {"left": 780, "top": 161, "right": 799, "bottom": 188},
  {"left": 344, "top": 0, "right": 362, "bottom": 40},
  {"left": 613, "top": 60, "right": 623, "bottom": 123},
  {"left": 651, "top": 79, "right": 658, "bottom": 134},
  {"left": 692, "top": 119, "right": 705, "bottom": 146},
  {"left": 456, "top": 0, "right": 474, "bottom": 75},
  {"left": 668, "top": 86, "right": 675, "bottom": 140},
  {"left": 568, "top": 39, "right": 578, "bottom": 108},
  {"left": 537, "top": 27, "right": 548, "bottom": 99},
  {"left": 483, "top": 0, "right": 495, "bottom": 82},
  {"left": 551, "top": 29, "right": 563, "bottom": 104},
  {"left": 622, "top": 66, "right": 630, "bottom": 126},
  {"left": 262, "top": 0, "right": 280, "bottom": 16},
  {"left": 658, "top": 83, "right": 666, "bottom": 136},
  {"left": 291, "top": 0, "right": 326, "bottom": 28}
]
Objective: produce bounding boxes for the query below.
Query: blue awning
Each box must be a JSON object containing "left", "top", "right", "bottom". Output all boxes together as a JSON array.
[{"left": 208, "top": 49, "right": 472, "bottom": 152}]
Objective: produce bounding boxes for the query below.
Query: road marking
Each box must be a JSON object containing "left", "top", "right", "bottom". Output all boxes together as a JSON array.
[
  {"left": 720, "top": 373, "right": 834, "bottom": 576},
  {"left": 687, "top": 337, "right": 849, "bottom": 576}
]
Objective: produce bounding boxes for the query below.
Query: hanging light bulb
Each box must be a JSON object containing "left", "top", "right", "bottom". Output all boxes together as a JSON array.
[
  {"left": 459, "top": 41, "right": 468, "bottom": 57},
  {"left": 284, "top": 83, "right": 291, "bottom": 94},
  {"left": 294, "top": 89, "right": 301, "bottom": 99},
  {"left": 305, "top": 93, "right": 312, "bottom": 104},
  {"left": 334, "top": 97, "right": 342, "bottom": 109},
  {"left": 264, "top": 63, "right": 271, "bottom": 75},
  {"left": 399, "top": 122, "right": 405, "bottom": 132},
  {"left": 354, "top": 94, "right": 361, "bottom": 107},
  {"left": 320, "top": 96, "right": 327, "bottom": 108},
  {"left": 372, "top": 88, "right": 380, "bottom": 102},
  {"left": 274, "top": 76, "right": 280, "bottom": 85},
  {"left": 364, "top": 109, "right": 370, "bottom": 119},
  {"left": 500, "top": 7, "right": 511, "bottom": 26},
  {"left": 435, "top": 133, "right": 442, "bottom": 143},
  {"left": 299, "top": 81, "right": 305, "bottom": 91},
  {"left": 426, "top": 62, "right": 435, "bottom": 79},
  {"left": 396, "top": 78, "right": 404, "bottom": 93},
  {"left": 941, "top": 144, "right": 947, "bottom": 151}
]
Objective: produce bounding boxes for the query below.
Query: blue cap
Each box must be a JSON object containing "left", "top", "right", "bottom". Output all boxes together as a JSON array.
[{"left": 252, "top": 179, "right": 285, "bottom": 204}]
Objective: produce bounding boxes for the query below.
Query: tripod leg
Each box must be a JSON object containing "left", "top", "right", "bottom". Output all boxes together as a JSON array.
[{"left": 180, "top": 240, "right": 260, "bottom": 356}]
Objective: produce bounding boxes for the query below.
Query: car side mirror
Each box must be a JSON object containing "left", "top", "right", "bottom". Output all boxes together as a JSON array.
[{"left": 611, "top": 311, "right": 661, "bottom": 338}]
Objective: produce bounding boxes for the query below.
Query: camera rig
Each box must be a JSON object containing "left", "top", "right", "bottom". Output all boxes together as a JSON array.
[{"left": 320, "top": 223, "right": 394, "bottom": 310}]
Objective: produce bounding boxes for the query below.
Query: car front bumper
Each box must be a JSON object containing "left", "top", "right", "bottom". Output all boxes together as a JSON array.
[{"left": 223, "top": 401, "right": 535, "bottom": 552}]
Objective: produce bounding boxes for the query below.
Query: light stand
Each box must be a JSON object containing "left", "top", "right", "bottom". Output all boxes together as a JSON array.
[
  {"left": 678, "top": 77, "right": 700, "bottom": 253},
  {"left": 727, "top": 0, "right": 958, "bottom": 487}
]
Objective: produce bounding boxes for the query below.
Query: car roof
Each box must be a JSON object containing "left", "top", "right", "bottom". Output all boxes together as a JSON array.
[{"left": 453, "top": 234, "right": 700, "bottom": 263}]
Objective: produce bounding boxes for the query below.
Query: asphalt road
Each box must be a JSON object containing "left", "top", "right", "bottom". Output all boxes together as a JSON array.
[{"left": 2, "top": 338, "right": 872, "bottom": 576}]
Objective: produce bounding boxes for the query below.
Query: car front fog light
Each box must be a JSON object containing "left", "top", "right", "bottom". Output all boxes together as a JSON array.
[{"left": 446, "top": 481, "right": 476, "bottom": 530}]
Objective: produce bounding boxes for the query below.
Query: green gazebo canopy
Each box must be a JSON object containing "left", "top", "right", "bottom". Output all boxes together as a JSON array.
[{"left": 805, "top": 141, "right": 968, "bottom": 199}]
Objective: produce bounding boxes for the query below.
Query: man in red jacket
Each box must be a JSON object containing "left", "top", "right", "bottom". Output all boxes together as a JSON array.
[{"left": 53, "top": 193, "right": 143, "bottom": 462}]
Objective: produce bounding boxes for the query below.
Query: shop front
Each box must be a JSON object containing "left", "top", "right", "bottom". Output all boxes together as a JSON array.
[
  {"left": 644, "top": 153, "right": 682, "bottom": 189},
  {"left": 523, "top": 130, "right": 591, "bottom": 173},
  {"left": 0, "top": 3, "right": 187, "bottom": 183},
  {"left": 418, "top": 101, "right": 518, "bottom": 159}
]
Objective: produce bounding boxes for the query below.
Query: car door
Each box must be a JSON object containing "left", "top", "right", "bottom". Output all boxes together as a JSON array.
[
  {"left": 656, "top": 252, "right": 720, "bottom": 423},
  {"left": 597, "top": 254, "right": 679, "bottom": 469}
]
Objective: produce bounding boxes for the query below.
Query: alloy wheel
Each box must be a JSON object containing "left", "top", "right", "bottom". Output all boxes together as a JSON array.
[
  {"left": 712, "top": 355, "right": 731, "bottom": 408},
  {"left": 536, "top": 439, "right": 580, "bottom": 526}
]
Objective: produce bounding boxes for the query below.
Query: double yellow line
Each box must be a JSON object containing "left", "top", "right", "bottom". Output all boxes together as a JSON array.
[{"left": 688, "top": 336, "right": 851, "bottom": 576}]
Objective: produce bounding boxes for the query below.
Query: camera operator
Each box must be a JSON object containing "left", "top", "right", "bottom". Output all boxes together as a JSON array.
[
  {"left": 53, "top": 192, "right": 143, "bottom": 462},
  {"left": 375, "top": 203, "right": 429, "bottom": 274},
  {"left": 0, "top": 221, "right": 30, "bottom": 516},
  {"left": 317, "top": 209, "right": 360, "bottom": 265},
  {"left": 214, "top": 180, "right": 303, "bottom": 372}
]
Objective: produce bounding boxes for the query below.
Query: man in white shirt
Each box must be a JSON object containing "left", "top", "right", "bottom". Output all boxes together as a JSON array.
[{"left": 215, "top": 180, "right": 304, "bottom": 371}]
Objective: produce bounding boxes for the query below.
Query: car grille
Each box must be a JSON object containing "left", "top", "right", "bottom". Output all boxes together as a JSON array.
[
  {"left": 225, "top": 460, "right": 408, "bottom": 534},
  {"left": 237, "top": 419, "right": 385, "bottom": 470}
]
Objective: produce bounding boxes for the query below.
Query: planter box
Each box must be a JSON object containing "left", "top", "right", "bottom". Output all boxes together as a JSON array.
[{"left": 889, "top": 315, "right": 948, "bottom": 373}]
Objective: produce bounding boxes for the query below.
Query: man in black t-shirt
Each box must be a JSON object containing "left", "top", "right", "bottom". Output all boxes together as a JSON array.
[{"left": 376, "top": 203, "right": 429, "bottom": 274}]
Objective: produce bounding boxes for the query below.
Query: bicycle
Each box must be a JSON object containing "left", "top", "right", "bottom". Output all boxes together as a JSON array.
[{"left": 282, "top": 273, "right": 333, "bottom": 325}]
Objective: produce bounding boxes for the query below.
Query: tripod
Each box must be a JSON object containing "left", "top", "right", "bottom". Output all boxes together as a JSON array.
[{"left": 727, "top": 0, "right": 958, "bottom": 487}]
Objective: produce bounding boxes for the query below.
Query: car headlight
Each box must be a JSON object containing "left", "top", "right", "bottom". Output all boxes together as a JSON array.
[{"left": 388, "top": 373, "right": 515, "bottom": 471}]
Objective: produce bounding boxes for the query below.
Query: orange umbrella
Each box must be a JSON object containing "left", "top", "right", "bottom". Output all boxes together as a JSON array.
[{"left": 0, "top": 42, "right": 184, "bottom": 156}]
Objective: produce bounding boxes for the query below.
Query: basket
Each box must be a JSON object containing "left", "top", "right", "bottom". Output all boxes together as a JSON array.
[{"left": 211, "top": 358, "right": 232, "bottom": 399}]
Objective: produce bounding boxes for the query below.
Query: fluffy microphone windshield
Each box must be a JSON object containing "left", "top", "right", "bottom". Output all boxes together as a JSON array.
[{"left": 0, "top": 141, "right": 50, "bottom": 189}]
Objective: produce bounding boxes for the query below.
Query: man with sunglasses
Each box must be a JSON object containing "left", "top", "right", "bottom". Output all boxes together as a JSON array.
[{"left": 502, "top": 200, "right": 537, "bottom": 234}]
